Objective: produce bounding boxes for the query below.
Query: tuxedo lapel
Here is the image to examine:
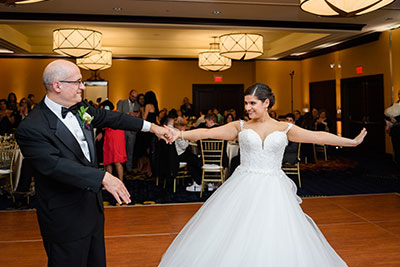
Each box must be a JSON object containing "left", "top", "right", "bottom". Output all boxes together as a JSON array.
[
  {"left": 55, "top": 120, "right": 91, "bottom": 165},
  {"left": 39, "top": 101, "right": 91, "bottom": 166},
  {"left": 78, "top": 113, "right": 96, "bottom": 166}
]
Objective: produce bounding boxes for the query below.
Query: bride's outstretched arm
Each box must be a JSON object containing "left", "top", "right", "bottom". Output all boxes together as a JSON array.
[
  {"left": 170, "top": 121, "right": 240, "bottom": 142},
  {"left": 287, "top": 124, "right": 367, "bottom": 147}
]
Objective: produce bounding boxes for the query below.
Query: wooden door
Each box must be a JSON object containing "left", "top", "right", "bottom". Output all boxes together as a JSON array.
[
  {"left": 309, "top": 80, "right": 337, "bottom": 134},
  {"left": 192, "top": 84, "right": 244, "bottom": 118},
  {"left": 341, "top": 74, "right": 385, "bottom": 154}
]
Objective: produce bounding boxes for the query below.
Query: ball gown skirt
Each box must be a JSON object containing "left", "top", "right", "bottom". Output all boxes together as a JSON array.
[{"left": 158, "top": 123, "right": 347, "bottom": 267}]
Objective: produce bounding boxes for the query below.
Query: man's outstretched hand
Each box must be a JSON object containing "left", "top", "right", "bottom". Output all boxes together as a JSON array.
[
  {"left": 150, "top": 123, "right": 176, "bottom": 144},
  {"left": 102, "top": 172, "right": 131, "bottom": 205}
]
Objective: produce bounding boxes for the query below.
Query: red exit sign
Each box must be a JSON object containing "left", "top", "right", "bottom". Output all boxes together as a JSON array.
[
  {"left": 356, "top": 66, "right": 363, "bottom": 74},
  {"left": 214, "top": 76, "right": 223, "bottom": 82}
]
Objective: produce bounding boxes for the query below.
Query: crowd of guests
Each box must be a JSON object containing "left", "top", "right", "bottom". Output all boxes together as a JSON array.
[
  {"left": 1, "top": 89, "right": 333, "bottom": 199},
  {"left": 0, "top": 93, "right": 37, "bottom": 135}
]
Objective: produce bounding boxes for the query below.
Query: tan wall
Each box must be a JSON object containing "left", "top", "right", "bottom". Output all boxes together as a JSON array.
[
  {"left": 1, "top": 28, "right": 400, "bottom": 153},
  {"left": 0, "top": 58, "right": 255, "bottom": 111},
  {"left": 255, "top": 60, "right": 303, "bottom": 116},
  {"left": 96, "top": 59, "right": 255, "bottom": 110}
]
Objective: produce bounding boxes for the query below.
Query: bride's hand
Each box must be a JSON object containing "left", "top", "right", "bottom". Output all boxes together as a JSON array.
[
  {"left": 352, "top": 128, "right": 367, "bottom": 146},
  {"left": 164, "top": 125, "right": 179, "bottom": 143}
]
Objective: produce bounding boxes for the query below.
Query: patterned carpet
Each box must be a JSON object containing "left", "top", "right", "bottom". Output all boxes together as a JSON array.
[{"left": 2, "top": 150, "right": 400, "bottom": 210}]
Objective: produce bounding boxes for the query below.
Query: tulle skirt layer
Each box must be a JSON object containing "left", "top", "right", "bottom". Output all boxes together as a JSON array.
[{"left": 159, "top": 166, "right": 347, "bottom": 267}]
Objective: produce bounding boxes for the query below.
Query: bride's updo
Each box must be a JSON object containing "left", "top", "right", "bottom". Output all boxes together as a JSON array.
[{"left": 245, "top": 83, "right": 275, "bottom": 109}]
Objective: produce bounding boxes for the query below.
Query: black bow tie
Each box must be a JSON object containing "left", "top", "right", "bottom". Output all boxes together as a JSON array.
[{"left": 61, "top": 105, "right": 78, "bottom": 119}]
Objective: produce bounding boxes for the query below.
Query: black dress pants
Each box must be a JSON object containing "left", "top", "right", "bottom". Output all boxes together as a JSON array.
[{"left": 43, "top": 222, "right": 106, "bottom": 267}]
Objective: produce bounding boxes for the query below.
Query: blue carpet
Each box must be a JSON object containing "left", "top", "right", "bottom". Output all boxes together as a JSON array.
[{"left": 2, "top": 151, "right": 400, "bottom": 210}]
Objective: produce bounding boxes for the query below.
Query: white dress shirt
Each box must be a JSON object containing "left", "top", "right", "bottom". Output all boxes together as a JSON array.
[{"left": 45, "top": 96, "right": 92, "bottom": 162}]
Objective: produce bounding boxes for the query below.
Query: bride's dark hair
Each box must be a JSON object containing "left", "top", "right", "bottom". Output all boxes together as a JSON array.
[{"left": 244, "top": 83, "right": 275, "bottom": 109}]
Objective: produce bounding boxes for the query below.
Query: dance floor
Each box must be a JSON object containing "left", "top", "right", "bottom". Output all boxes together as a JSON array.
[{"left": 1, "top": 193, "right": 400, "bottom": 266}]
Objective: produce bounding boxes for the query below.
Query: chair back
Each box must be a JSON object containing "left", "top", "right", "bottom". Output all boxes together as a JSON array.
[
  {"left": 200, "top": 140, "right": 224, "bottom": 166},
  {"left": 0, "top": 141, "right": 17, "bottom": 170}
]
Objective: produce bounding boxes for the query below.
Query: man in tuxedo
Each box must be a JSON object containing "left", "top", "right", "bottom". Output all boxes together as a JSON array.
[
  {"left": 117, "top": 90, "right": 140, "bottom": 173},
  {"left": 15, "top": 59, "right": 173, "bottom": 267}
]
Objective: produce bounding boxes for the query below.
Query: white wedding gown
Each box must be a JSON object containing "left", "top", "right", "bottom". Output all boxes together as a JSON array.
[{"left": 159, "top": 122, "right": 347, "bottom": 267}]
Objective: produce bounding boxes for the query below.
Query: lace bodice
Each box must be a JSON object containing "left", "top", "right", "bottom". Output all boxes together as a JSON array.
[{"left": 238, "top": 120, "right": 293, "bottom": 171}]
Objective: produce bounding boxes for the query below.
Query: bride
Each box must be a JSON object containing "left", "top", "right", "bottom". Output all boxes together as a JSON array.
[{"left": 159, "top": 83, "right": 367, "bottom": 267}]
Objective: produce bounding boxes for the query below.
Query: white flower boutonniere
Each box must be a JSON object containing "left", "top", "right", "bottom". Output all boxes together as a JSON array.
[{"left": 77, "top": 106, "right": 94, "bottom": 130}]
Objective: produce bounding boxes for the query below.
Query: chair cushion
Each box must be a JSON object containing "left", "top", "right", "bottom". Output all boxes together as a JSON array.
[
  {"left": 179, "top": 162, "right": 187, "bottom": 168},
  {"left": 0, "top": 169, "right": 11, "bottom": 174},
  {"left": 202, "top": 164, "right": 222, "bottom": 170}
]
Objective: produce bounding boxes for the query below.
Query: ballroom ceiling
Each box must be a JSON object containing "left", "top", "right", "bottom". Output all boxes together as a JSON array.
[{"left": 0, "top": 0, "right": 399, "bottom": 59}]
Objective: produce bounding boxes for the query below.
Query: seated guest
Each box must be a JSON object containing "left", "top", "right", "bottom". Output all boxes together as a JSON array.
[
  {"left": 0, "top": 99, "right": 15, "bottom": 135},
  {"left": 283, "top": 113, "right": 299, "bottom": 165},
  {"left": 224, "top": 113, "right": 234, "bottom": 124},
  {"left": 7, "top": 93, "right": 18, "bottom": 112},
  {"left": 315, "top": 109, "right": 330, "bottom": 132},
  {"left": 294, "top": 110, "right": 303, "bottom": 127},
  {"left": 198, "top": 112, "right": 229, "bottom": 170},
  {"left": 194, "top": 110, "right": 206, "bottom": 128},
  {"left": 300, "top": 112, "right": 315, "bottom": 163},
  {"left": 228, "top": 108, "right": 237, "bottom": 120},
  {"left": 213, "top": 108, "right": 223, "bottom": 124},
  {"left": 205, "top": 113, "right": 218, "bottom": 128},
  {"left": 165, "top": 116, "right": 202, "bottom": 192},
  {"left": 27, "top": 93, "right": 36, "bottom": 110},
  {"left": 269, "top": 110, "right": 278, "bottom": 121},
  {"left": 159, "top": 108, "right": 168, "bottom": 124},
  {"left": 180, "top": 97, "right": 193, "bottom": 117},
  {"left": 311, "top": 107, "right": 319, "bottom": 121},
  {"left": 13, "top": 98, "right": 31, "bottom": 128}
]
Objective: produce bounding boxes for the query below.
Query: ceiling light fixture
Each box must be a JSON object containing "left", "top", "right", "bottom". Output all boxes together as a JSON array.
[
  {"left": 290, "top": 52, "right": 307, "bottom": 56},
  {"left": 0, "top": 48, "right": 14, "bottom": 53},
  {"left": 219, "top": 33, "right": 263, "bottom": 60},
  {"left": 300, "top": 0, "right": 395, "bottom": 17},
  {"left": 198, "top": 37, "right": 232, "bottom": 72},
  {"left": 0, "top": 0, "right": 47, "bottom": 5},
  {"left": 53, "top": 28, "right": 102, "bottom": 58},
  {"left": 77, "top": 50, "right": 112, "bottom": 71}
]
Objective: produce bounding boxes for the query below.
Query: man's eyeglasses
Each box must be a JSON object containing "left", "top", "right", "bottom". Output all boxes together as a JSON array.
[{"left": 59, "top": 79, "right": 84, "bottom": 85}]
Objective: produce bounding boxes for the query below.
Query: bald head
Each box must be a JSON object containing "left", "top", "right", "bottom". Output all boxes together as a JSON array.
[
  {"left": 43, "top": 59, "right": 85, "bottom": 107},
  {"left": 43, "top": 60, "right": 79, "bottom": 92}
]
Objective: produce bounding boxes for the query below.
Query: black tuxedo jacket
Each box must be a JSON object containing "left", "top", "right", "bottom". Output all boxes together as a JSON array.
[{"left": 15, "top": 99, "right": 144, "bottom": 243}]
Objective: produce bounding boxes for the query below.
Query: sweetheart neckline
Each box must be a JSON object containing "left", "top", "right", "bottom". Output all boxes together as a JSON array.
[{"left": 240, "top": 128, "right": 287, "bottom": 149}]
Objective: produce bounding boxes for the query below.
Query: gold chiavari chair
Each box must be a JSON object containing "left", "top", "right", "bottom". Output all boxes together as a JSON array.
[
  {"left": 200, "top": 140, "right": 224, "bottom": 198},
  {"left": 0, "top": 140, "right": 17, "bottom": 200},
  {"left": 313, "top": 144, "right": 328, "bottom": 162},
  {"left": 282, "top": 143, "right": 302, "bottom": 188}
]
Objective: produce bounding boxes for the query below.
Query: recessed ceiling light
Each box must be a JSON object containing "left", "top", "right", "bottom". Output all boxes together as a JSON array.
[
  {"left": 314, "top": 42, "right": 340, "bottom": 49},
  {"left": 213, "top": 10, "right": 221, "bottom": 15},
  {"left": 14, "top": 0, "right": 47, "bottom": 4},
  {"left": 0, "top": 48, "right": 14, "bottom": 53},
  {"left": 290, "top": 52, "right": 307, "bottom": 56}
]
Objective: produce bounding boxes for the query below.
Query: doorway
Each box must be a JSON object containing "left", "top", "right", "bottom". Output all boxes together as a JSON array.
[
  {"left": 192, "top": 84, "right": 244, "bottom": 118},
  {"left": 309, "top": 80, "right": 337, "bottom": 134},
  {"left": 341, "top": 74, "right": 385, "bottom": 154}
]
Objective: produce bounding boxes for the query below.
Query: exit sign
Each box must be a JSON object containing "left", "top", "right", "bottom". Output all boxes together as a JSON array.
[{"left": 356, "top": 66, "right": 363, "bottom": 74}]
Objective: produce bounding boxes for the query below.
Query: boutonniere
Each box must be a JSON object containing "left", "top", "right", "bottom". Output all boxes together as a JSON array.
[{"left": 77, "top": 106, "right": 94, "bottom": 130}]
